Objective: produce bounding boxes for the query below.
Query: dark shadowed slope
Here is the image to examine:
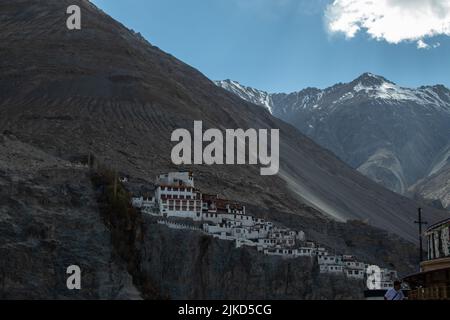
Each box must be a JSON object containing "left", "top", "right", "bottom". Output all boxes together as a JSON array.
[{"left": 0, "top": 0, "right": 447, "bottom": 244}]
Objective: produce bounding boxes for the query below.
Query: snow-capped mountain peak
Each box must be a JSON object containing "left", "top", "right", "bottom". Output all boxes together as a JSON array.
[
  {"left": 217, "top": 73, "right": 450, "bottom": 112},
  {"left": 353, "top": 80, "right": 419, "bottom": 102},
  {"left": 215, "top": 80, "right": 273, "bottom": 114},
  {"left": 216, "top": 74, "right": 450, "bottom": 202},
  {"left": 348, "top": 73, "right": 422, "bottom": 102},
  {"left": 353, "top": 72, "right": 391, "bottom": 86}
]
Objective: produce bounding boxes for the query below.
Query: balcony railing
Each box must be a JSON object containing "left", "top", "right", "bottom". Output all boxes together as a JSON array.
[{"left": 408, "top": 286, "right": 450, "bottom": 300}]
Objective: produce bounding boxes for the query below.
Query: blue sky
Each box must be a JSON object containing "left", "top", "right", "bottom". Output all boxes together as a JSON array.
[{"left": 92, "top": 0, "right": 450, "bottom": 93}]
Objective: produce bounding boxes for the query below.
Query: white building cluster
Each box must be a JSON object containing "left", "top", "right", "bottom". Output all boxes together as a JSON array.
[
  {"left": 318, "top": 255, "right": 397, "bottom": 285},
  {"left": 131, "top": 171, "right": 398, "bottom": 286}
]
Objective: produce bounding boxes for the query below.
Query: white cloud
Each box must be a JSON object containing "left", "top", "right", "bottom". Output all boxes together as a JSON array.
[
  {"left": 417, "top": 39, "right": 430, "bottom": 49},
  {"left": 325, "top": 0, "right": 450, "bottom": 46},
  {"left": 417, "top": 39, "right": 442, "bottom": 49}
]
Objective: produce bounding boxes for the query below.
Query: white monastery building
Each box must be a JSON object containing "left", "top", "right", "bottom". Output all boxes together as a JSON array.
[{"left": 130, "top": 171, "right": 398, "bottom": 287}]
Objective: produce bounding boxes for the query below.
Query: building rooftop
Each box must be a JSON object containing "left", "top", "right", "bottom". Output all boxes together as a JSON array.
[{"left": 426, "top": 217, "right": 450, "bottom": 233}]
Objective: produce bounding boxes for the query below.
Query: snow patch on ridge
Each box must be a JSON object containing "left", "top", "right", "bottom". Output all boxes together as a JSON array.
[
  {"left": 353, "top": 80, "right": 450, "bottom": 110},
  {"left": 216, "top": 74, "right": 450, "bottom": 115},
  {"left": 215, "top": 80, "right": 274, "bottom": 114}
]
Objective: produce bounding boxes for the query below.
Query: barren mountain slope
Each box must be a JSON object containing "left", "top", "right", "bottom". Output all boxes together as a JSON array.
[{"left": 0, "top": 0, "right": 447, "bottom": 246}]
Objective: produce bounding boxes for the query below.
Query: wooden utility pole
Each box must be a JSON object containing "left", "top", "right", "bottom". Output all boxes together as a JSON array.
[
  {"left": 10, "top": 176, "right": 16, "bottom": 196},
  {"left": 87, "top": 152, "right": 91, "bottom": 169},
  {"left": 414, "top": 208, "right": 428, "bottom": 262},
  {"left": 113, "top": 169, "right": 118, "bottom": 200}
]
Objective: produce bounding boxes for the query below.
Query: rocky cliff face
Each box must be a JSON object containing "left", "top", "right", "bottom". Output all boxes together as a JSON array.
[
  {"left": 0, "top": 134, "right": 140, "bottom": 299},
  {"left": 140, "top": 222, "right": 365, "bottom": 300}
]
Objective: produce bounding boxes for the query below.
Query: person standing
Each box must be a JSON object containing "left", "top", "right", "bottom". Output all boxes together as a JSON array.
[{"left": 384, "top": 281, "right": 405, "bottom": 300}]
